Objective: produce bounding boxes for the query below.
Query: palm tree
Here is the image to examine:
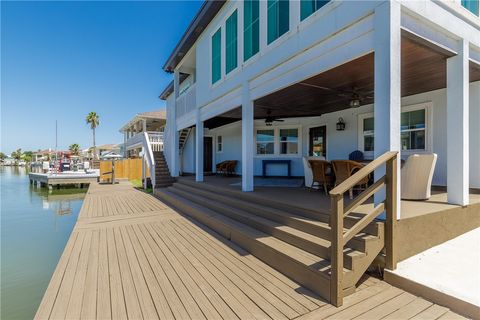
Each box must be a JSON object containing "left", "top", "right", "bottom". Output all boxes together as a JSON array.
[
  {"left": 69, "top": 143, "right": 80, "bottom": 156},
  {"left": 86, "top": 112, "right": 100, "bottom": 159},
  {"left": 11, "top": 148, "right": 22, "bottom": 164}
]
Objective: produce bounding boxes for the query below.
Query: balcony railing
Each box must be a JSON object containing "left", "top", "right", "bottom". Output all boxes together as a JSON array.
[
  {"left": 176, "top": 84, "right": 196, "bottom": 119},
  {"left": 126, "top": 131, "right": 164, "bottom": 151}
]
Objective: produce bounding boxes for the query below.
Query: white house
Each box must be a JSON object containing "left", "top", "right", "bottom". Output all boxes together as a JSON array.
[{"left": 161, "top": 0, "right": 479, "bottom": 207}]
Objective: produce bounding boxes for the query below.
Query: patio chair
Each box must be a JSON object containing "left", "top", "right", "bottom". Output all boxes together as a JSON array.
[
  {"left": 309, "top": 160, "right": 333, "bottom": 194},
  {"left": 349, "top": 150, "right": 364, "bottom": 162},
  {"left": 401, "top": 153, "right": 437, "bottom": 200},
  {"left": 302, "top": 156, "right": 326, "bottom": 189},
  {"left": 331, "top": 160, "right": 369, "bottom": 199},
  {"left": 225, "top": 160, "right": 238, "bottom": 176}
]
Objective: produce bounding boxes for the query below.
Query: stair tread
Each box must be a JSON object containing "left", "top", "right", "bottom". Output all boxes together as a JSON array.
[
  {"left": 169, "top": 187, "right": 368, "bottom": 263},
  {"left": 160, "top": 188, "right": 352, "bottom": 278}
]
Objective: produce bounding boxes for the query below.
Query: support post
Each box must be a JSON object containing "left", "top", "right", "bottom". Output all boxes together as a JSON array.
[
  {"left": 142, "top": 152, "right": 146, "bottom": 189},
  {"left": 447, "top": 39, "right": 469, "bottom": 206},
  {"left": 242, "top": 82, "right": 254, "bottom": 192},
  {"left": 170, "top": 70, "right": 180, "bottom": 177},
  {"left": 385, "top": 154, "right": 398, "bottom": 270},
  {"left": 330, "top": 195, "right": 344, "bottom": 307},
  {"left": 373, "top": 0, "right": 401, "bottom": 219},
  {"left": 195, "top": 109, "right": 204, "bottom": 182}
]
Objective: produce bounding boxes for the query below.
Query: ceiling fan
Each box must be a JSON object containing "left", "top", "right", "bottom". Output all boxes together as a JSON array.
[
  {"left": 264, "top": 109, "right": 284, "bottom": 126},
  {"left": 299, "top": 82, "right": 373, "bottom": 108}
]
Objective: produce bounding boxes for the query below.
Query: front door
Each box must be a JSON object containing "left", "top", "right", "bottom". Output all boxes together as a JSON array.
[
  {"left": 309, "top": 126, "right": 327, "bottom": 157},
  {"left": 203, "top": 137, "right": 213, "bottom": 173}
]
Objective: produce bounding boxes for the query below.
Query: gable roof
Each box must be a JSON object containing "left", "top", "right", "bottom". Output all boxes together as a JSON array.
[{"left": 162, "top": 1, "right": 226, "bottom": 73}]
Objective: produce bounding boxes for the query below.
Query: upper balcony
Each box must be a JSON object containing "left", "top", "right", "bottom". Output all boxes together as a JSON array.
[
  {"left": 120, "top": 110, "right": 166, "bottom": 152},
  {"left": 176, "top": 83, "right": 196, "bottom": 120}
]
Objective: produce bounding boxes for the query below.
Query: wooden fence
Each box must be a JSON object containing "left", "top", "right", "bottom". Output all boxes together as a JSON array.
[{"left": 99, "top": 158, "right": 149, "bottom": 181}]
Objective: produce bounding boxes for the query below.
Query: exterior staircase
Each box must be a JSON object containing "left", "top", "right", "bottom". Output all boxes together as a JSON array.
[
  {"left": 178, "top": 128, "right": 191, "bottom": 175},
  {"left": 152, "top": 151, "right": 175, "bottom": 188},
  {"left": 154, "top": 177, "right": 385, "bottom": 304}
]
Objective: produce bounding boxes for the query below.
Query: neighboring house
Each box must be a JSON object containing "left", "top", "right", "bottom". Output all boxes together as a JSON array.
[
  {"left": 33, "top": 149, "right": 54, "bottom": 162},
  {"left": 96, "top": 143, "right": 121, "bottom": 159},
  {"left": 160, "top": 0, "right": 479, "bottom": 206},
  {"left": 119, "top": 110, "right": 166, "bottom": 158}
]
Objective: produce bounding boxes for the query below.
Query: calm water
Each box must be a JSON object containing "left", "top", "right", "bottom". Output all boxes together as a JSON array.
[{"left": 1, "top": 166, "right": 86, "bottom": 319}]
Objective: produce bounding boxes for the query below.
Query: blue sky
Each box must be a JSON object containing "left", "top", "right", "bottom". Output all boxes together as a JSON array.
[{"left": 1, "top": 1, "right": 202, "bottom": 154}]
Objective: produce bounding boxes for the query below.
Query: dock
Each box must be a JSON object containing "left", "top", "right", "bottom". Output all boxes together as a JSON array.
[
  {"left": 29, "top": 172, "right": 99, "bottom": 189},
  {"left": 35, "top": 181, "right": 467, "bottom": 319}
]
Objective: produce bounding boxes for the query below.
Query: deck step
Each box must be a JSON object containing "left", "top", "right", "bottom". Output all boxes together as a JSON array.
[
  {"left": 176, "top": 178, "right": 382, "bottom": 235},
  {"left": 168, "top": 186, "right": 366, "bottom": 270},
  {"left": 155, "top": 188, "right": 353, "bottom": 299},
  {"left": 173, "top": 182, "right": 381, "bottom": 249}
]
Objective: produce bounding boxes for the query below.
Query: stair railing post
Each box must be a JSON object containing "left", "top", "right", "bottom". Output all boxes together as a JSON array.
[
  {"left": 385, "top": 153, "right": 398, "bottom": 270},
  {"left": 330, "top": 194, "right": 344, "bottom": 307}
]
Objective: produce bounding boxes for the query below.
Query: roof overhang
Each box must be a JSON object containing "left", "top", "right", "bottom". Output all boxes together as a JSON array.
[{"left": 162, "top": 1, "right": 226, "bottom": 73}]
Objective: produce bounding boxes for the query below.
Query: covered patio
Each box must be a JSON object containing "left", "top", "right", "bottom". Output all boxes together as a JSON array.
[{"left": 190, "top": 30, "right": 480, "bottom": 209}]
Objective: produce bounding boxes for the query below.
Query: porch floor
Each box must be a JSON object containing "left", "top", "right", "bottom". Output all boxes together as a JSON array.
[
  {"left": 182, "top": 176, "right": 480, "bottom": 219},
  {"left": 36, "top": 181, "right": 468, "bottom": 319}
]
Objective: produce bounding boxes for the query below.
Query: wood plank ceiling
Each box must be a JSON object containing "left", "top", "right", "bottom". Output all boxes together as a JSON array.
[{"left": 204, "top": 36, "right": 480, "bottom": 129}]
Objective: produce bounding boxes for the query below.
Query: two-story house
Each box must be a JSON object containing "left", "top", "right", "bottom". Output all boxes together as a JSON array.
[{"left": 158, "top": 0, "right": 480, "bottom": 307}]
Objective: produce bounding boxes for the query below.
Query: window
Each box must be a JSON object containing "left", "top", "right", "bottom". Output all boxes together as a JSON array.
[
  {"left": 267, "top": 0, "right": 289, "bottom": 44},
  {"left": 358, "top": 106, "right": 429, "bottom": 155},
  {"left": 401, "top": 109, "right": 426, "bottom": 151},
  {"left": 211, "top": 28, "right": 222, "bottom": 84},
  {"left": 462, "top": 0, "right": 479, "bottom": 15},
  {"left": 217, "top": 136, "right": 223, "bottom": 153},
  {"left": 362, "top": 117, "right": 374, "bottom": 152},
  {"left": 256, "top": 129, "right": 275, "bottom": 155},
  {"left": 300, "top": 0, "right": 329, "bottom": 20},
  {"left": 225, "top": 10, "right": 238, "bottom": 74},
  {"left": 244, "top": 0, "right": 259, "bottom": 61},
  {"left": 279, "top": 129, "right": 298, "bottom": 154}
]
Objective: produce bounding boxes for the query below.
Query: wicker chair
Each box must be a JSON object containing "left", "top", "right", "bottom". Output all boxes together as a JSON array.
[
  {"left": 308, "top": 160, "right": 333, "bottom": 194},
  {"left": 216, "top": 160, "right": 238, "bottom": 176},
  {"left": 401, "top": 154, "right": 437, "bottom": 200},
  {"left": 331, "top": 160, "right": 369, "bottom": 199}
]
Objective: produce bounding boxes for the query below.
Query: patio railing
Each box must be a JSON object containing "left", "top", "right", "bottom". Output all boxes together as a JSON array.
[{"left": 329, "top": 151, "right": 398, "bottom": 306}]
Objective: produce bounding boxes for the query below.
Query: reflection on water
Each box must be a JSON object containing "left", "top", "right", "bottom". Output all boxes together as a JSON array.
[{"left": 1, "top": 166, "right": 86, "bottom": 320}]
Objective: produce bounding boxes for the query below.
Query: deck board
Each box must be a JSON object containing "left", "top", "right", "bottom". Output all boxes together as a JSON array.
[{"left": 35, "top": 181, "right": 468, "bottom": 320}]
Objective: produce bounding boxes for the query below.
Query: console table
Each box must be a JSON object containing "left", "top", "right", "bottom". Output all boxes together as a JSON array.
[{"left": 262, "top": 159, "right": 292, "bottom": 178}]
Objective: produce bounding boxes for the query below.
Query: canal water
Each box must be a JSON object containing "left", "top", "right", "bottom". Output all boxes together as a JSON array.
[{"left": 1, "top": 166, "right": 86, "bottom": 319}]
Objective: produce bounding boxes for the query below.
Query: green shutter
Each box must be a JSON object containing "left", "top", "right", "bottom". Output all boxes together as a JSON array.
[
  {"left": 301, "top": 0, "right": 330, "bottom": 20},
  {"left": 462, "top": 0, "right": 479, "bottom": 15},
  {"left": 226, "top": 10, "right": 238, "bottom": 74},
  {"left": 267, "top": 0, "right": 289, "bottom": 44},
  {"left": 244, "top": 0, "right": 259, "bottom": 61},
  {"left": 211, "top": 28, "right": 221, "bottom": 84}
]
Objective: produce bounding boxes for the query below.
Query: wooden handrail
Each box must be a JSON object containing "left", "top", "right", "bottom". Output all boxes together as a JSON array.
[
  {"left": 329, "top": 151, "right": 398, "bottom": 307},
  {"left": 343, "top": 176, "right": 385, "bottom": 217},
  {"left": 329, "top": 151, "right": 397, "bottom": 196}
]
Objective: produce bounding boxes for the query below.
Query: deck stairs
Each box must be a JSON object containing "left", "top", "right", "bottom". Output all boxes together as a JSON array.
[
  {"left": 178, "top": 128, "right": 191, "bottom": 175},
  {"left": 155, "top": 178, "right": 385, "bottom": 303},
  {"left": 152, "top": 151, "right": 175, "bottom": 188}
]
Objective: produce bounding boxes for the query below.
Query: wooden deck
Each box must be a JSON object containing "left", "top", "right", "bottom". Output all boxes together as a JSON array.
[{"left": 36, "top": 181, "right": 467, "bottom": 319}]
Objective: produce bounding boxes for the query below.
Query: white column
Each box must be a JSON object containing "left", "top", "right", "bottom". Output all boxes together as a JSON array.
[
  {"left": 447, "top": 39, "right": 469, "bottom": 205},
  {"left": 373, "top": 1, "right": 401, "bottom": 218},
  {"left": 195, "top": 109, "right": 204, "bottom": 182},
  {"left": 123, "top": 131, "right": 127, "bottom": 158},
  {"left": 171, "top": 70, "right": 180, "bottom": 177},
  {"left": 242, "top": 82, "right": 254, "bottom": 192},
  {"left": 142, "top": 119, "right": 147, "bottom": 132}
]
